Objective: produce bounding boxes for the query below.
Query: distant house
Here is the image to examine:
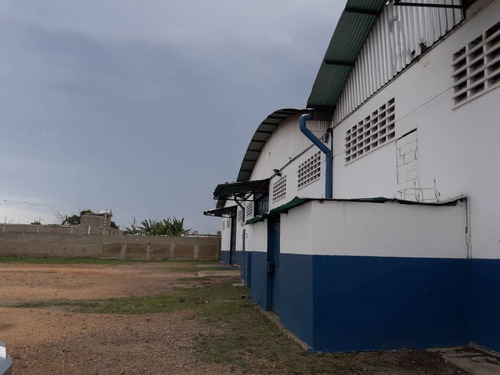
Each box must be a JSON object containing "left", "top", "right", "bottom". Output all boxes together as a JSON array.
[
  {"left": 78, "top": 212, "right": 120, "bottom": 235},
  {"left": 205, "top": 0, "right": 500, "bottom": 352}
]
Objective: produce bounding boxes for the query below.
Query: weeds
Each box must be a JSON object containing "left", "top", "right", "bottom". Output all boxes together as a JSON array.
[{"left": 0, "top": 256, "right": 217, "bottom": 267}]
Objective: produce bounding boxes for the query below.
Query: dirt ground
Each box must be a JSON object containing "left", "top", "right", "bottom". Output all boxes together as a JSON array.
[
  {"left": 0, "top": 263, "right": 202, "bottom": 303},
  {"left": 0, "top": 261, "right": 467, "bottom": 375},
  {"left": 0, "top": 262, "right": 234, "bottom": 374}
]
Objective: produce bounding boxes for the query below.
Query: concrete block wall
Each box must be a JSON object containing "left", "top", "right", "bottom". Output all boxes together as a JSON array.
[
  {"left": 0, "top": 233, "right": 220, "bottom": 261},
  {"left": 396, "top": 130, "right": 419, "bottom": 186},
  {"left": 0, "top": 223, "right": 120, "bottom": 235}
]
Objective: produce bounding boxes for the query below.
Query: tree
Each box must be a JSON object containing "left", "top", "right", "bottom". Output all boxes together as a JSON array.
[
  {"left": 130, "top": 216, "right": 190, "bottom": 236},
  {"left": 166, "top": 216, "right": 191, "bottom": 236},
  {"left": 138, "top": 219, "right": 158, "bottom": 235}
]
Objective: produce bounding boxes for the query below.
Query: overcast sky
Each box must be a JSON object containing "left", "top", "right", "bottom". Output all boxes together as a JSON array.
[{"left": 0, "top": 0, "right": 343, "bottom": 233}]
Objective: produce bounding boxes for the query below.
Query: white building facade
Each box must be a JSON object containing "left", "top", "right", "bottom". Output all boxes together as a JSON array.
[{"left": 206, "top": 0, "right": 500, "bottom": 352}]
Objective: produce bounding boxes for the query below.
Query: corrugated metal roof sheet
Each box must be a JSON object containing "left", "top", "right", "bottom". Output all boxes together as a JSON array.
[
  {"left": 213, "top": 179, "right": 270, "bottom": 200},
  {"left": 307, "top": 0, "right": 387, "bottom": 108},
  {"left": 236, "top": 108, "right": 302, "bottom": 182}
]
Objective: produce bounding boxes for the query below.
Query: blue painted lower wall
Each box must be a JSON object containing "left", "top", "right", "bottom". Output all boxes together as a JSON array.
[
  {"left": 470, "top": 259, "right": 500, "bottom": 352},
  {"left": 221, "top": 250, "right": 252, "bottom": 286},
  {"left": 248, "top": 252, "right": 476, "bottom": 352},
  {"left": 250, "top": 251, "right": 269, "bottom": 309},
  {"left": 220, "top": 250, "right": 230, "bottom": 264},
  {"left": 311, "top": 255, "right": 470, "bottom": 352},
  {"left": 274, "top": 254, "right": 314, "bottom": 345}
]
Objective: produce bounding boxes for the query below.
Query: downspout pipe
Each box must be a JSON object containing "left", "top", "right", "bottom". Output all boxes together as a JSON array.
[{"left": 299, "top": 113, "right": 333, "bottom": 199}]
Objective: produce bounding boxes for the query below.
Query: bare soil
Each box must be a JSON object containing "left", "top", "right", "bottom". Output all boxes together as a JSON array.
[
  {"left": 0, "top": 261, "right": 468, "bottom": 375},
  {"left": 0, "top": 262, "right": 232, "bottom": 374}
]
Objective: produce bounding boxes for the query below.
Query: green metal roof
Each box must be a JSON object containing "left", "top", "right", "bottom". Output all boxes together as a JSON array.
[
  {"left": 213, "top": 179, "right": 270, "bottom": 200},
  {"left": 203, "top": 205, "right": 237, "bottom": 218},
  {"left": 307, "top": 0, "right": 387, "bottom": 108},
  {"left": 245, "top": 197, "right": 311, "bottom": 224},
  {"left": 243, "top": 195, "right": 463, "bottom": 224},
  {"left": 237, "top": 108, "right": 302, "bottom": 182}
]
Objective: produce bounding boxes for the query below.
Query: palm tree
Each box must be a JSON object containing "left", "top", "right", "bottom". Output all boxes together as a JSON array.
[
  {"left": 138, "top": 219, "right": 157, "bottom": 235},
  {"left": 131, "top": 217, "right": 191, "bottom": 236},
  {"left": 166, "top": 216, "right": 191, "bottom": 236}
]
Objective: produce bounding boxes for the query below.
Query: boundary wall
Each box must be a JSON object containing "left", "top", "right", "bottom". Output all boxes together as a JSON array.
[{"left": 0, "top": 233, "right": 220, "bottom": 261}]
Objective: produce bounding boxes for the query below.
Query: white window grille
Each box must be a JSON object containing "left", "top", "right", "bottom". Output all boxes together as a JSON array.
[
  {"left": 246, "top": 201, "right": 254, "bottom": 219},
  {"left": 272, "top": 176, "right": 287, "bottom": 203},
  {"left": 226, "top": 218, "right": 231, "bottom": 229},
  {"left": 298, "top": 152, "right": 321, "bottom": 189},
  {"left": 222, "top": 220, "right": 225, "bottom": 230},
  {"left": 345, "top": 98, "right": 396, "bottom": 164},
  {"left": 237, "top": 208, "right": 244, "bottom": 224},
  {"left": 452, "top": 22, "right": 500, "bottom": 107}
]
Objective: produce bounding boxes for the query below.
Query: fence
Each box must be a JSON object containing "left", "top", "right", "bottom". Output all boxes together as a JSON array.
[{"left": 0, "top": 233, "right": 220, "bottom": 261}]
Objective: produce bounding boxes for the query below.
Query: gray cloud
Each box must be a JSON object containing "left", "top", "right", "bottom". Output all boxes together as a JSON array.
[{"left": 0, "top": 0, "right": 343, "bottom": 231}]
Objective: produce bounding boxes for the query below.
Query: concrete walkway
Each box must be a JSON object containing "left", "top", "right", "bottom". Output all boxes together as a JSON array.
[
  {"left": 196, "top": 269, "right": 241, "bottom": 277},
  {"left": 428, "top": 346, "right": 500, "bottom": 375}
]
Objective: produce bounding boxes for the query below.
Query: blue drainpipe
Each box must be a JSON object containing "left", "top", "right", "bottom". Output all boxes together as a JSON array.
[{"left": 299, "top": 113, "right": 333, "bottom": 199}]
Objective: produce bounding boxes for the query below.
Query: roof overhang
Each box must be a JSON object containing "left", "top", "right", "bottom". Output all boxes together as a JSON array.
[
  {"left": 307, "top": 0, "right": 387, "bottom": 108},
  {"left": 307, "top": 0, "right": 466, "bottom": 109},
  {"left": 213, "top": 179, "right": 270, "bottom": 200},
  {"left": 237, "top": 108, "right": 302, "bottom": 182},
  {"left": 245, "top": 195, "right": 465, "bottom": 224},
  {"left": 203, "top": 206, "right": 237, "bottom": 218}
]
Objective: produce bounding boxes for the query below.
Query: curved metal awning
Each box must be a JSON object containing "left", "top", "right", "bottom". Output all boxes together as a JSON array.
[{"left": 236, "top": 108, "right": 302, "bottom": 182}]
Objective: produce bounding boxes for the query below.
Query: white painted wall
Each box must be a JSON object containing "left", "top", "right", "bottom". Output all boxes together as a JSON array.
[
  {"left": 251, "top": 113, "right": 329, "bottom": 181},
  {"left": 221, "top": 217, "right": 232, "bottom": 251},
  {"left": 281, "top": 200, "right": 467, "bottom": 259},
  {"left": 331, "top": 1, "right": 500, "bottom": 258},
  {"left": 246, "top": 220, "right": 268, "bottom": 253},
  {"left": 268, "top": 147, "right": 328, "bottom": 210},
  {"left": 281, "top": 202, "right": 314, "bottom": 256}
]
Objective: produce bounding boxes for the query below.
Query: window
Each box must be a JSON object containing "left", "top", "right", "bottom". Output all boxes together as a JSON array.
[
  {"left": 345, "top": 98, "right": 395, "bottom": 163},
  {"left": 254, "top": 193, "right": 269, "bottom": 217},
  {"left": 272, "top": 175, "right": 287, "bottom": 202},
  {"left": 246, "top": 202, "right": 254, "bottom": 219},
  {"left": 237, "top": 207, "right": 244, "bottom": 224},
  {"left": 453, "top": 22, "right": 500, "bottom": 106},
  {"left": 298, "top": 151, "right": 321, "bottom": 189}
]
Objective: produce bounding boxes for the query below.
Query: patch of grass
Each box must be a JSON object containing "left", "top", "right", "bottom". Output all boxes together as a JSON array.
[
  {"left": 10, "top": 294, "right": 189, "bottom": 314},
  {"left": 6, "top": 280, "right": 245, "bottom": 315},
  {"left": 166, "top": 266, "right": 220, "bottom": 273},
  {"left": 0, "top": 256, "right": 218, "bottom": 266},
  {"left": 176, "top": 276, "right": 213, "bottom": 282},
  {"left": 0, "top": 256, "right": 141, "bottom": 265}
]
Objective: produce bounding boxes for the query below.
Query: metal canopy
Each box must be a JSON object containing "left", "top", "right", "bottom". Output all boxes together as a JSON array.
[
  {"left": 307, "top": 0, "right": 387, "bottom": 108},
  {"left": 236, "top": 108, "right": 301, "bottom": 182},
  {"left": 213, "top": 179, "right": 270, "bottom": 200},
  {"left": 203, "top": 206, "right": 237, "bottom": 218}
]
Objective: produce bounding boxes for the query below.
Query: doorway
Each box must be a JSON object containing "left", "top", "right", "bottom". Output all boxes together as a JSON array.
[{"left": 267, "top": 216, "right": 281, "bottom": 312}]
